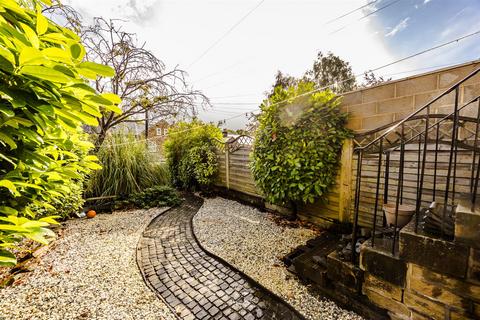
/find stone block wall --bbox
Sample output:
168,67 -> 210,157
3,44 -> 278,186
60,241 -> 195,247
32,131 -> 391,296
340,60 -> 480,133
353,202 -> 480,320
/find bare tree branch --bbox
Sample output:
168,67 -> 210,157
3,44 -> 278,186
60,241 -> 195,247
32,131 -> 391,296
81,17 -> 209,146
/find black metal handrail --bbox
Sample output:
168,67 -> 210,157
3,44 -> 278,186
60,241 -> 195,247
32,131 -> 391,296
355,114 -> 480,142
350,67 -> 480,264
356,68 -> 480,152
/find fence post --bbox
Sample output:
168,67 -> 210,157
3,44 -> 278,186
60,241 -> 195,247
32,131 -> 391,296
339,139 -> 353,223
225,142 -> 230,189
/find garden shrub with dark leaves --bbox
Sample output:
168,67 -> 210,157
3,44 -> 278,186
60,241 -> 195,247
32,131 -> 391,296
117,186 -> 182,209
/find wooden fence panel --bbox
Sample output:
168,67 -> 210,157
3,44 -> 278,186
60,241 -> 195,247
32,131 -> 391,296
214,141 -> 350,225
352,146 -> 478,228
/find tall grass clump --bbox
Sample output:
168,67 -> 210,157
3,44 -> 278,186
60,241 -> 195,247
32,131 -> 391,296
86,132 -> 170,197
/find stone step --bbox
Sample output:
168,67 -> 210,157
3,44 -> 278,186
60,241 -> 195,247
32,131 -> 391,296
455,199 -> 480,250
399,218 -> 469,278
284,231 -> 341,286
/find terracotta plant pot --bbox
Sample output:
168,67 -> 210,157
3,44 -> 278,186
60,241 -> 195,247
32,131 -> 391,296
383,203 -> 415,229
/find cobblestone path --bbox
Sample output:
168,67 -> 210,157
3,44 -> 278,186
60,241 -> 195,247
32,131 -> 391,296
137,195 -> 304,320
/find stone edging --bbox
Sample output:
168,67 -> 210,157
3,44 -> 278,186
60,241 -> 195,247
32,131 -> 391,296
189,198 -> 307,320
135,206 -> 181,320
136,195 -> 307,319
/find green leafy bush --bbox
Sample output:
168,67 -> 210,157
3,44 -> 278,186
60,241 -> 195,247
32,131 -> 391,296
86,132 -> 169,197
0,0 -> 120,266
28,181 -> 84,220
252,81 -> 351,207
164,120 -> 222,190
118,185 -> 181,209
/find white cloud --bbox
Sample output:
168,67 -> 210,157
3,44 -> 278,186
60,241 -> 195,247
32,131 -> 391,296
385,17 -> 410,37
424,0 -> 432,4
65,0 -> 400,129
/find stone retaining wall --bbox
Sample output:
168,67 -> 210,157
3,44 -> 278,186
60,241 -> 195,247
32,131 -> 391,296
336,201 -> 480,320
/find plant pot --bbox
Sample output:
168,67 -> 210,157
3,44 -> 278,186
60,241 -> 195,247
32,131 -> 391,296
383,203 -> 415,229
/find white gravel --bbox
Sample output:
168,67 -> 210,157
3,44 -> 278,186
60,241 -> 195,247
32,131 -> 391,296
0,209 -> 175,320
193,197 -> 363,320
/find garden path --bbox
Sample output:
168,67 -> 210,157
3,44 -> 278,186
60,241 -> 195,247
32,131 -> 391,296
137,195 -> 304,320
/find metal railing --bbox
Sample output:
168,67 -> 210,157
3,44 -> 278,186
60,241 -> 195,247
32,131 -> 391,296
350,67 -> 480,263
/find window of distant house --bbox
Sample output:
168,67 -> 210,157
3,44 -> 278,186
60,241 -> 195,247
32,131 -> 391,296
156,128 -> 162,136
163,128 -> 168,136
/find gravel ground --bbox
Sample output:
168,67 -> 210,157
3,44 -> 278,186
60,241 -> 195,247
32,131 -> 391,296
0,208 -> 176,320
193,197 -> 363,320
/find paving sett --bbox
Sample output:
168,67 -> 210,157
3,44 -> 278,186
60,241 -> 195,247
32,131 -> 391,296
137,195 -> 304,320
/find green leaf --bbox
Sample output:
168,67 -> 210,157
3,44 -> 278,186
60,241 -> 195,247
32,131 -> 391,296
0,179 -> 18,195
0,206 -> 18,215
0,249 -> 16,267
39,216 -> 60,225
78,61 -> 115,77
20,65 -> 71,83
101,93 -> 122,104
0,131 -> 17,149
69,43 -> 84,61
103,104 -> 122,114
0,46 -> 15,65
19,47 -> 46,66
42,47 -> 71,62
84,161 -> 102,170
20,23 -> 39,48
36,10 -> 48,35
0,224 -> 28,232
0,105 -> 14,117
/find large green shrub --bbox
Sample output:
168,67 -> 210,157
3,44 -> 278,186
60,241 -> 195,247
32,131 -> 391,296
0,0 -> 120,266
86,132 -> 169,197
252,81 -> 351,207
164,120 -> 222,190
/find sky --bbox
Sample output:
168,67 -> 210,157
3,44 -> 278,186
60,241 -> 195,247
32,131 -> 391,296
65,0 -> 480,129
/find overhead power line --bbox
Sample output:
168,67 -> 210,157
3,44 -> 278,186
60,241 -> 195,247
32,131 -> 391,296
188,0 -> 266,68
221,30 -> 480,122
330,0 -> 403,35
105,31 -> 480,147
324,0 -> 378,25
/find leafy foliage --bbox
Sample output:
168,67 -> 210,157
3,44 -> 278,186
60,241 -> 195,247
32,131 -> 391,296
118,185 -> 181,209
28,180 -> 84,220
252,81 -> 351,206
362,71 -> 392,88
0,0 -> 120,266
268,51 -> 356,97
164,120 -> 222,190
307,51 -> 357,93
86,132 -> 169,198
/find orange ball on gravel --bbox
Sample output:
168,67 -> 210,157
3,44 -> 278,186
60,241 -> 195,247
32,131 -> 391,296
86,210 -> 96,219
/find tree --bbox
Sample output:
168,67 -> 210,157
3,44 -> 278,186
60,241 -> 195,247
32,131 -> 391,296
266,51 -> 358,98
41,0 -> 82,32
252,81 -> 351,218
81,18 -> 208,147
267,71 -> 298,95
305,51 -> 357,93
0,0 -> 118,265
362,71 -> 392,87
